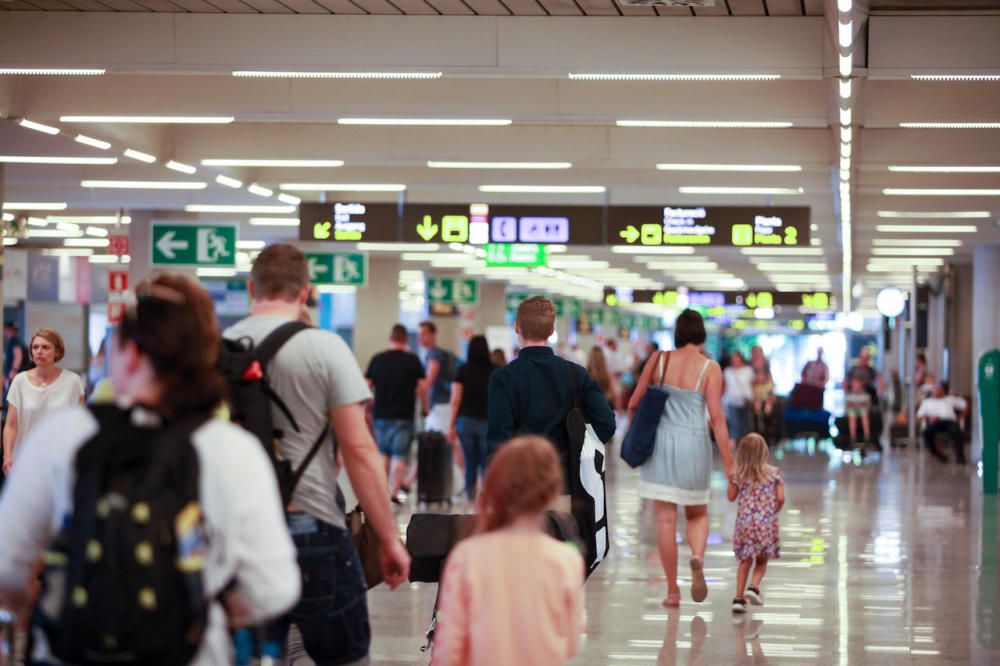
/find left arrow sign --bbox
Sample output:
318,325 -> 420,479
156,230 -> 189,259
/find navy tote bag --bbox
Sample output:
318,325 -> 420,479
621,351 -> 670,468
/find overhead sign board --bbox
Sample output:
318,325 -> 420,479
427,277 -> 479,305
607,206 -> 810,247
304,252 -> 368,287
299,202 -> 399,243
402,204 -> 605,245
485,243 -> 547,268
151,223 -> 237,267
605,288 -> 831,310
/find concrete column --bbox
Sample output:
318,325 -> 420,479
948,265 -> 975,396
971,246 -> 1000,463
354,255 -> 401,371
128,210 -> 153,285
475,282 -> 508,332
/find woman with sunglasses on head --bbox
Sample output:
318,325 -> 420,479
2,328 -> 85,475
0,272 -> 300,665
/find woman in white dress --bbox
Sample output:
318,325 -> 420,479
628,310 -> 733,607
2,328 -> 85,473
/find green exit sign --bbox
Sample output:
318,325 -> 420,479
485,243 -> 547,267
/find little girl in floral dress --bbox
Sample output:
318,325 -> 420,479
727,433 -> 785,613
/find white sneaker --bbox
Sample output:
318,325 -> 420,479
732,598 -> 748,613
745,586 -> 763,606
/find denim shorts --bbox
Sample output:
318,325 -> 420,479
286,512 -> 371,665
373,419 -> 415,460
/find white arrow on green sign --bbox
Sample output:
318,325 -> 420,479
304,252 -> 368,286
151,223 -> 238,267
427,277 -> 478,305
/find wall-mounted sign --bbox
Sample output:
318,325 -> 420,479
299,202 -> 399,243
504,292 -> 581,318
485,244 -> 547,268
151,223 -> 237,267
108,235 -> 129,257
428,277 -> 479,305
403,205 -> 605,245
607,206 -> 810,247
605,288 -> 831,310
304,252 -> 368,287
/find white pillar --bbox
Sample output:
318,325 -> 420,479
354,255 -> 401,371
971,246 -> 1000,462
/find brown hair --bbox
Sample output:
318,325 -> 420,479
118,272 -> 226,418
516,296 -> 555,342
390,324 -> 408,344
587,346 -> 613,398
674,308 -> 707,348
477,436 -> 563,533
734,433 -> 775,487
250,243 -> 309,302
31,328 -> 66,363
419,320 -> 437,335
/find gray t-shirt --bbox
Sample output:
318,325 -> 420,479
225,315 -> 371,529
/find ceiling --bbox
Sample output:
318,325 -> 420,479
1,2 -> 999,315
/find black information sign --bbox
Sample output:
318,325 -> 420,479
605,288 -> 831,310
298,203 -> 399,243
401,204 -> 605,245
606,206 -> 811,248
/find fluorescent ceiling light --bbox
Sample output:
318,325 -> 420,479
740,247 -> 824,256
247,183 -> 274,197
358,243 -> 440,252
548,260 -> 610,269
839,55 -> 852,78
867,257 -> 945,266
279,183 -> 407,192
840,157 -> 851,170
81,180 -> 207,190
27,228 -> 83,238
248,217 -> 300,226
866,264 -> 941,272
3,201 -> 67,211
643,262 -> 720,271
0,68 -> 105,75
876,224 -> 978,233
64,238 -> 110,247
44,248 -> 94,256
888,165 -> 1000,173
762,274 -> 832,282
754,263 -> 829,272
89,255 -> 124,264
0,155 -> 117,165
877,210 -> 989,218
61,115 -> 235,124
884,188 -> 1000,196
215,174 -> 243,188
900,122 -> 1000,129
123,148 -> 156,163
236,240 -> 267,250
186,205 -> 296,214
19,119 -> 59,135
838,21 -> 853,48
840,169 -> 851,181
840,79 -> 852,99
166,160 -> 197,174
568,73 -> 780,81
678,186 -> 803,195
85,226 -> 109,237
872,239 -> 962,247
48,215 -> 129,225
838,0 -> 852,11
656,163 -> 801,172
428,161 -> 572,169
201,159 -> 345,168
277,193 -> 301,205
338,118 -> 512,126
478,185 -> 605,194
232,71 -> 441,79
610,246 -> 695,255
840,126 -> 852,142
75,134 -> 111,150
911,74 -> 1000,81
617,120 -> 793,129
197,268 -> 240,277
870,248 -> 955,256
841,143 -> 852,158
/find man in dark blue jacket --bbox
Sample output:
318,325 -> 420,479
487,296 -> 616,487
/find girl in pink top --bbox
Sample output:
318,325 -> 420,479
431,436 -> 586,666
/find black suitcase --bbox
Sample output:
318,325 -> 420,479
406,513 -> 478,583
417,431 -> 453,504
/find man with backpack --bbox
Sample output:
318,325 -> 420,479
224,244 -> 410,665
418,321 -> 458,433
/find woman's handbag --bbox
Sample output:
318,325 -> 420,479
620,351 -> 671,468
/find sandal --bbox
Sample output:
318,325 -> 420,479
690,556 -> 708,603
663,591 -> 681,608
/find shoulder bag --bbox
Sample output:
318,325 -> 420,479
620,351 -> 671,468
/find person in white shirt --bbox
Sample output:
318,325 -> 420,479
723,352 -> 754,448
0,272 -> 300,665
2,327 -> 85,474
916,381 -> 968,464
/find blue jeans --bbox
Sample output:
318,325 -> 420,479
456,416 -> 489,500
373,418 -> 415,460
285,512 -> 370,665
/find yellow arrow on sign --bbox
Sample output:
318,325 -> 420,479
416,215 -> 439,241
620,225 -> 640,244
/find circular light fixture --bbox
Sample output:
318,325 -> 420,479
876,287 -> 907,318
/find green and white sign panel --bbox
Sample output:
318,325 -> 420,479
151,223 -> 238,267
428,277 -> 479,305
506,292 -> 581,319
305,252 -> 368,287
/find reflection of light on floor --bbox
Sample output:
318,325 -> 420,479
641,613 -> 715,622
744,613 -> 823,626
608,654 -> 667,660
865,645 -> 910,653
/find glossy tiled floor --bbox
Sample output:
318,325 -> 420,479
367,439 -> 1000,665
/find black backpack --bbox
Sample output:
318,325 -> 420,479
218,321 -> 329,507
35,405 -> 212,666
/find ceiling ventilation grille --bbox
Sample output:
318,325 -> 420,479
618,0 -> 715,6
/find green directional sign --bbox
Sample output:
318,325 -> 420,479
304,252 -> 368,287
427,277 -> 479,305
485,243 -> 547,268
151,223 -> 237,267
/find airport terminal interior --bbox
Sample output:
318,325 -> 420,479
2,0 -> 1000,664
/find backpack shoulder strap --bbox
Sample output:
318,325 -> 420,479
255,321 -> 311,368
